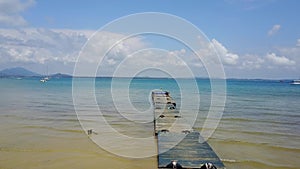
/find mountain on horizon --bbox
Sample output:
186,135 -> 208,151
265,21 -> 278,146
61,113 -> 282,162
0,67 -> 73,78
0,67 -> 41,77
50,73 -> 72,78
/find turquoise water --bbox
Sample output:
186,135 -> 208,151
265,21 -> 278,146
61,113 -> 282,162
0,77 -> 299,169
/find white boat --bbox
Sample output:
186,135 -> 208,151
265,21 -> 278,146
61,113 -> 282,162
291,80 -> 300,85
40,78 -> 47,83
40,65 -> 49,83
44,77 -> 49,81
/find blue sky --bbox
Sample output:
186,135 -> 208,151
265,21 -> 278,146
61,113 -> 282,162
24,1 -> 299,48
0,0 -> 299,79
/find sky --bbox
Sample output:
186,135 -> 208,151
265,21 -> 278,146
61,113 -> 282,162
0,0 -> 299,79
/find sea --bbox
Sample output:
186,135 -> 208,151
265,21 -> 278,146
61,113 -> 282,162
0,77 -> 299,169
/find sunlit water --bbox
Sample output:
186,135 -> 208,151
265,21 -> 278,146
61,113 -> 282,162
0,78 -> 299,169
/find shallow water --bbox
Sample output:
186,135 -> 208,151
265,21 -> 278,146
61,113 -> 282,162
0,78 -> 299,168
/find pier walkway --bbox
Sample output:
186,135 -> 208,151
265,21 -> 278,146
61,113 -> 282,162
152,90 -> 225,169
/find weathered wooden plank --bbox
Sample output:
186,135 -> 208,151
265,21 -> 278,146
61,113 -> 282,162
155,117 -> 192,134
157,132 -> 225,168
152,90 -> 225,169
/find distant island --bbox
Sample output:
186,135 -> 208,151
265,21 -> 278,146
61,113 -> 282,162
0,67 -> 72,78
0,67 -> 296,82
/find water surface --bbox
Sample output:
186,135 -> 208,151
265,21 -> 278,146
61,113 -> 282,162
0,78 -> 299,169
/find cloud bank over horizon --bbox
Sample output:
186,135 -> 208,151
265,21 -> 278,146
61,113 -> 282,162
0,0 -> 299,79
0,28 -> 298,79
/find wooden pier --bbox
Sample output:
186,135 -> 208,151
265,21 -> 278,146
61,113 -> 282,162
152,90 -> 225,169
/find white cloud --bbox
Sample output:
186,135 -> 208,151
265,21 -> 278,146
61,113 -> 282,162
268,24 -> 281,36
0,28 -> 90,64
1,28 -> 192,77
77,32 -> 204,77
266,53 -> 295,66
111,49 -> 194,78
0,0 -> 35,27
240,54 -> 264,69
274,40 -> 300,68
80,31 -> 147,66
297,39 -> 300,47
107,58 -> 116,65
211,39 -> 239,65
0,28 -> 153,76
1,27 -> 297,78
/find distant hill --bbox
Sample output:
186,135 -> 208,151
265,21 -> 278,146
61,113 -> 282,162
49,73 -> 72,78
0,67 -> 41,77
0,67 -> 73,78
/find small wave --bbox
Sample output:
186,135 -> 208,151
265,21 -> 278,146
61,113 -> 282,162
215,139 -> 300,152
58,129 -> 84,133
26,117 -> 79,123
222,117 -> 254,122
212,127 -> 300,138
0,147 -> 53,153
221,158 -> 237,163
0,114 -> 26,120
222,117 -> 299,126
23,125 -> 84,134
